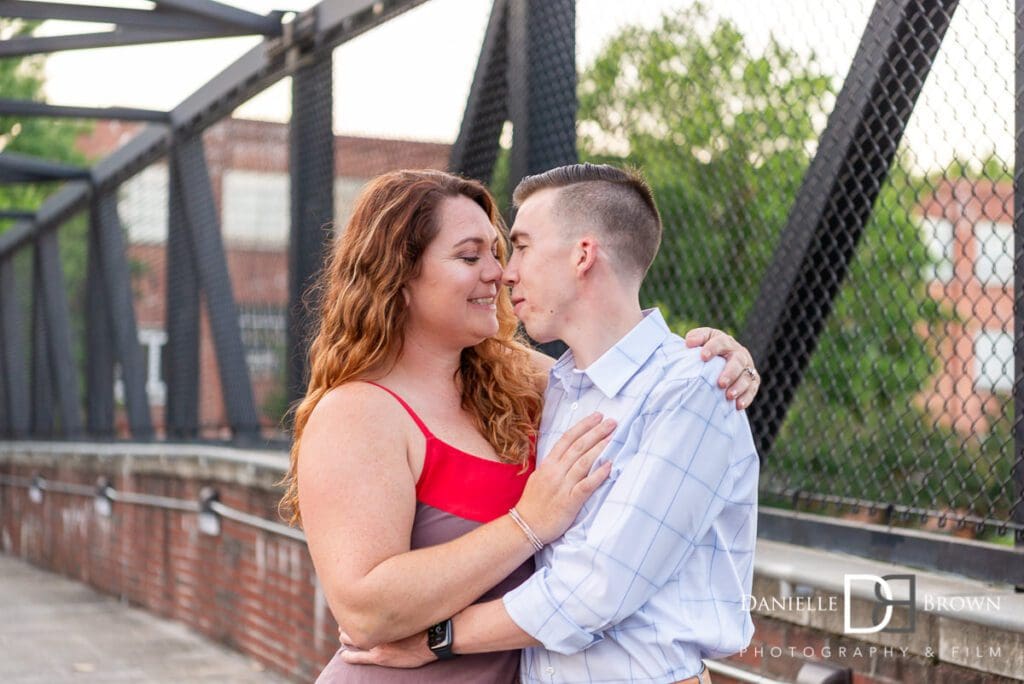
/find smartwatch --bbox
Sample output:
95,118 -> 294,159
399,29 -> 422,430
427,618 -> 456,660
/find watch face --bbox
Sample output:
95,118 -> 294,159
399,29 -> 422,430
428,621 -> 451,649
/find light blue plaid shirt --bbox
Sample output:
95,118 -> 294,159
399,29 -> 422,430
504,309 -> 758,683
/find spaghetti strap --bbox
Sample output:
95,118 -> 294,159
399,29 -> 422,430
360,381 -> 434,438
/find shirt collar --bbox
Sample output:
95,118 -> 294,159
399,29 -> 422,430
549,308 -> 671,399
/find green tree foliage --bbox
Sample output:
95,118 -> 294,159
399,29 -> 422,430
577,5 -> 1012,524
0,20 -> 89,223
578,5 -> 831,331
1,19 -> 93,395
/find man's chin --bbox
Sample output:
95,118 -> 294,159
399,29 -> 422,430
521,323 -> 556,344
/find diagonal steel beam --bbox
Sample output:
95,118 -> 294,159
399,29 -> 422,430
0,0 -> 426,260
84,213 -> 115,437
0,98 -> 169,123
0,152 -> 91,184
0,210 -> 35,220
288,57 -> 335,406
0,26 -> 251,59
93,193 -> 154,439
0,256 -> 29,437
449,0 -> 509,183
165,159 -> 200,439
30,262 -> 54,436
506,0 -> 577,191
172,136 -> 260,440
740,0 -> 960,456
153,0 -> 281,36
33,230 -> 82,437
0,1 -> 238,31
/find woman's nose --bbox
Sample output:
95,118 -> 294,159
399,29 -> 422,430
482,255 -> 502,282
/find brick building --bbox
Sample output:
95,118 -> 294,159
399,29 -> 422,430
917,177 -> 1013,434
77,119 -> 450,436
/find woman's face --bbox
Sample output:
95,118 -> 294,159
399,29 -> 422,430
403,194 -> 504,349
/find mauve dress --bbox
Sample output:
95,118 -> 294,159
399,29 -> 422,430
315,383 -> 535,684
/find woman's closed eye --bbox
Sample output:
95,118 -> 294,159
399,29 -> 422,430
460,250 -> 499,264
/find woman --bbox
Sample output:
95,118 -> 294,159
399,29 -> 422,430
280,170 -> 756,682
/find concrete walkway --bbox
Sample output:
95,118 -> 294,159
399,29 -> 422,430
0,554 -> 288,683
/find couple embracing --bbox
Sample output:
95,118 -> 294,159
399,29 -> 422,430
281,163 -> 759,684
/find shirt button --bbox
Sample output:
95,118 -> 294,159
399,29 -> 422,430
545,666 -> 555,675
570,402 -> 578,410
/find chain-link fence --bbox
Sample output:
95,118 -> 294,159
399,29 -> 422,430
1,0 -> 1021,553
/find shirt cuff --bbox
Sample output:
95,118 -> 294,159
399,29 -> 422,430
502,569 -> 602,655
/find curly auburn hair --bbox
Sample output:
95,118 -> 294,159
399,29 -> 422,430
279,169 -> 543,526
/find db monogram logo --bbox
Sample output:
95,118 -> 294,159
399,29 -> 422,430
843,574 -> 916,634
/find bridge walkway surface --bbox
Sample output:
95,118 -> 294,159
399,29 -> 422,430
0,553 -> 289,683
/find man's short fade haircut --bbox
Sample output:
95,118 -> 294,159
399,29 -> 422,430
512,163 -> 663,280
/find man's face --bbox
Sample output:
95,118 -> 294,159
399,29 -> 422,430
503,188 -> 577,343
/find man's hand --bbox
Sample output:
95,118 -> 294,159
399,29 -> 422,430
684,327 -> 759,410
338,627 -> 434,669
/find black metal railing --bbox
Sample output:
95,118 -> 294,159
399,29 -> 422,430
0,471 -> 303,542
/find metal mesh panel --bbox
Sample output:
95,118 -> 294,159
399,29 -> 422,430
577,0 -> 1018,539
767,1 -> 1016,538
1,0 -> 1020,545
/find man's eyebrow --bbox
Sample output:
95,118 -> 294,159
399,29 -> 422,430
509,230 -> 530,242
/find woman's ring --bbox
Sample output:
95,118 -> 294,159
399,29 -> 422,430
742,366 -> 758,381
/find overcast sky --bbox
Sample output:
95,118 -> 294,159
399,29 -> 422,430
37,0 -> 1013,173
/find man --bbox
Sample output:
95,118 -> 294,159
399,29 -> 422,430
344,164 -> 759,682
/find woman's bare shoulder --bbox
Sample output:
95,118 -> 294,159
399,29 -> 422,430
302,381 -> 409,455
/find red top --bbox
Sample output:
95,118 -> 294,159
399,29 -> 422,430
363,382 -> 534,523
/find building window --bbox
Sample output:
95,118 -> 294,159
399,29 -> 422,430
973,329 -> 1013,393
119,165 -> 168,244
335,177 -> 368,227
239,305 -> 286,377
222,170 -> 289,249
919,216 -> 954,282
114,328 -> 168,405
973,221 -> 1013,286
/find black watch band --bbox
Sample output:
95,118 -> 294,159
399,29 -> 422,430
427,618 -> 456,660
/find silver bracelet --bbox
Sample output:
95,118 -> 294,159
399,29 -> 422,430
508,507 -> 544,551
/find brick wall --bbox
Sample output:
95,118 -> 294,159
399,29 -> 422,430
3,446 -> 1020,683
0,447 -> 335,682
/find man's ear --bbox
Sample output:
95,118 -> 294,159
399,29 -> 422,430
575,237 -> 598,276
